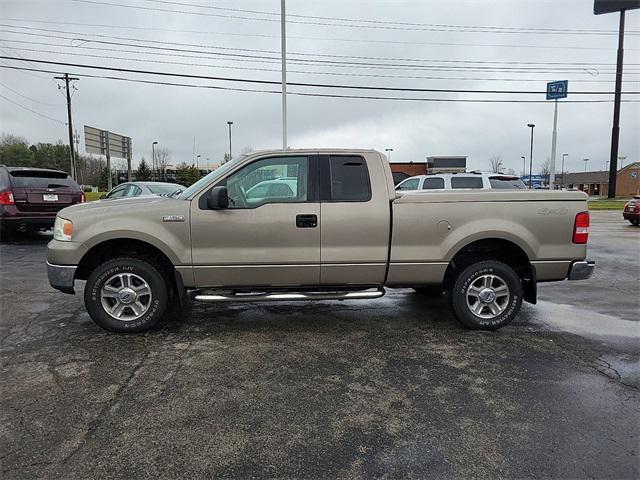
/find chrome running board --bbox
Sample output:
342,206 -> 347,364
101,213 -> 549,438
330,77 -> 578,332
193,287 -> 385,303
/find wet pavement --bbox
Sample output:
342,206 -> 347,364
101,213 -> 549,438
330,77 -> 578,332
0,211 -> 638,478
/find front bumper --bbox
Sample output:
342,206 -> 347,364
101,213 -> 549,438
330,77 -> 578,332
47,262 -> 76,294
567,259 -> 595,281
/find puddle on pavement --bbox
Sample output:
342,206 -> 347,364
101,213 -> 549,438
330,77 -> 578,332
530,300 -> 640,342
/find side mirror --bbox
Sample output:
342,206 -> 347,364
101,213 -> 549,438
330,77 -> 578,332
207,186 -> 229,209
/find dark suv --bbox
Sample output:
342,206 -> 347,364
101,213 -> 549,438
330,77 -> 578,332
0,166 -> 85,234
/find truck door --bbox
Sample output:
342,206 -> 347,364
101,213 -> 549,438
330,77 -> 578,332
190,154 -> 320,287
319,154 -> 391,285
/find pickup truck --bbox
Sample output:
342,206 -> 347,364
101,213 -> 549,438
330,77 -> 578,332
47,149 -> 594,333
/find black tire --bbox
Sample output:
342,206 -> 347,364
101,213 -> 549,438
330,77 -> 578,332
631,219 -> 639,226
451,260 -> 523,331
84,257 -> 168,333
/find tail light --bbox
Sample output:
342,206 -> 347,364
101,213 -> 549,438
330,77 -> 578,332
0,190 -> 15,205
80,192 -> 86,203
573,211 -> 590,244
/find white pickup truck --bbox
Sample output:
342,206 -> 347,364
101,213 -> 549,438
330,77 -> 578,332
47,149 -> 594,333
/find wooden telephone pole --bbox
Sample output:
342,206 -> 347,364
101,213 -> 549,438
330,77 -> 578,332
54,73 -> 79,180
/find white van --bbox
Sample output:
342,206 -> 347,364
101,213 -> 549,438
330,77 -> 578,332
395,173 -> 527,191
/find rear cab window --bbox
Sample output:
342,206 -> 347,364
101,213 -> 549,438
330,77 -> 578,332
450,177 -> 484,189
323,155 -> 371,202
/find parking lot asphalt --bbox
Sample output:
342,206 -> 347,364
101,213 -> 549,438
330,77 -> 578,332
1,211 -> 638,479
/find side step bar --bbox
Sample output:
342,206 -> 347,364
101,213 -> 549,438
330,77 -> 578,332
193,287 -> 385,303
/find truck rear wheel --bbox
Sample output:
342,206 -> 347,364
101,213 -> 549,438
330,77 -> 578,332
451,260 -> 522,330
84,257 -> 168,333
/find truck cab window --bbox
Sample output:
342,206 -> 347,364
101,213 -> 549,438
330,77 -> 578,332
329,156 -> 371,202
225,156 -> 308,209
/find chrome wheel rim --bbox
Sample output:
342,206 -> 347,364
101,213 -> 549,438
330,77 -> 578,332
466,274 -> 510,319
100,273 -> 152,321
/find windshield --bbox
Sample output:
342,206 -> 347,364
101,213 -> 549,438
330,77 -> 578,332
176,157 -> 244,200
147,183 -> 183,195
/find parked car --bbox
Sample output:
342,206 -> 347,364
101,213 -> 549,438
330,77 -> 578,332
47,149 -> 594,333
623,195 -> 640,226
395,173 -> 527,191
102,181 -> 186,200
0,166 -> 84,235
245,178 -> 298,203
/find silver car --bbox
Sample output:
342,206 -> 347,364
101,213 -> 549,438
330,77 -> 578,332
102,182 -> 186,200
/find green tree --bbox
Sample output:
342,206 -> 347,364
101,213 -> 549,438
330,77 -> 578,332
175,162 -> 201,186
137,157 -> 151,181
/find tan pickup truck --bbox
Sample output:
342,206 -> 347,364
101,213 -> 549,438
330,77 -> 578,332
47,149 -> 594,333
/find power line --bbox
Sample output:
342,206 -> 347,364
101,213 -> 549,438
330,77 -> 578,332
2,63 -> 638,104
0,92 -> 65,124
138,0 -> 639,35
2,55 -> 637,95
71,0 -> 640,36
9,44 -> 637,85
0,80 -> 64,106
2,24 -> 636,67
1,17 -> 633,51
2,33 -> 633,74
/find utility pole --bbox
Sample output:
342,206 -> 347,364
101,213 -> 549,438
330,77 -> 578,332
54,73 -> 79,180
608,10 -> 626,198
281,0 -> 288,149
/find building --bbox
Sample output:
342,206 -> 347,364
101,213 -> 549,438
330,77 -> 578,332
562,162 -> 639,197
389,156 -> 467,185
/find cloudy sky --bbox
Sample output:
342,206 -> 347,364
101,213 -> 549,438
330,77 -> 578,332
1,0 -> 638,175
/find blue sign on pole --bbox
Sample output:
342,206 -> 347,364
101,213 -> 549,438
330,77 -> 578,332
547,80 -> 568,100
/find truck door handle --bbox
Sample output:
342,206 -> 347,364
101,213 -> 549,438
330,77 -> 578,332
296,214 -> 317,228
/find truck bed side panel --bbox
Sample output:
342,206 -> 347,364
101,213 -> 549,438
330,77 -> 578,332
387,190 -> 588,286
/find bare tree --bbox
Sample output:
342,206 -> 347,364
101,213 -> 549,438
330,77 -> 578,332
155,148 -> 172,180
489,156 -> 503,173
539,157 -> 551,184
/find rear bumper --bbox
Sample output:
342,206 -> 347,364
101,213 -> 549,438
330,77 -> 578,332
47,262 -> 76,294
623,211 -> 639,220
568,259 -> 595,281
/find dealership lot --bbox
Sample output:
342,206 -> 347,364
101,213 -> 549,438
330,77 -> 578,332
0,211 -> 638,478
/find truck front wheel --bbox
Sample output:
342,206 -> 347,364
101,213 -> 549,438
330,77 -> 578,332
451,260 -> 522,330
84,257 -> 168,333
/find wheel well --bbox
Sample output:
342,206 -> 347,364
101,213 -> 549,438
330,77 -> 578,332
76,238 -> 177,293
443,238 -> 536,303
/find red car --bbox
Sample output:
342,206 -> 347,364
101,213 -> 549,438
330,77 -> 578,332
623,195 -> 640,226
0,166 -> 85,235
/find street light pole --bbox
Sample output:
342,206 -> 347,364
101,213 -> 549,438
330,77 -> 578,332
521,156 -> 526,177
527,123 -> 535,189
196,154 -> 201,169
280,0 -> 288,149
385,148 -> 393,161
152,141 -> 158,181
227,121 -> 233,161
561,153 -> 568,189
583,158 -> 589,172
